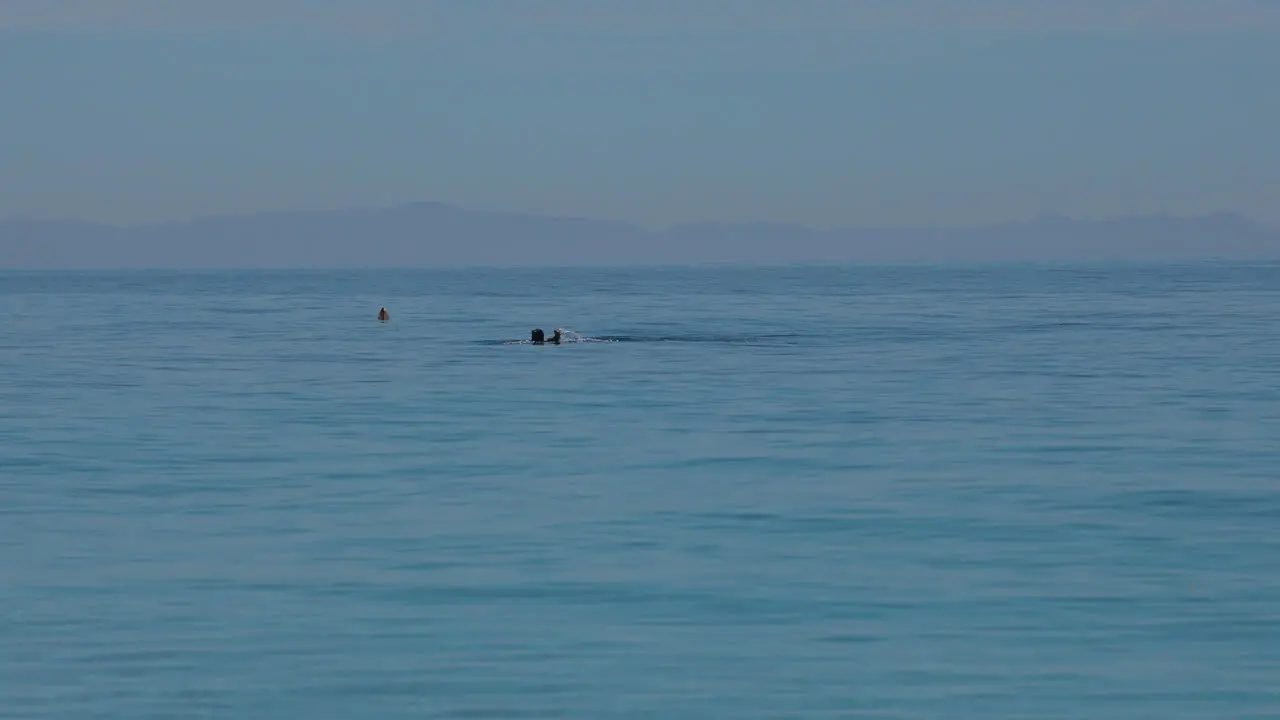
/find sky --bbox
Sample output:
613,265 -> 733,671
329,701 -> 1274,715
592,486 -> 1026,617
2,0 -> 1279,229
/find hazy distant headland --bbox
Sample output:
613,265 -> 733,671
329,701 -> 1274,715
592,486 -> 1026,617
2,202 -> 1278,269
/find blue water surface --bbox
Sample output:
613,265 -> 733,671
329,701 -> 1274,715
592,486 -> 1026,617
2,264 -> 1278,718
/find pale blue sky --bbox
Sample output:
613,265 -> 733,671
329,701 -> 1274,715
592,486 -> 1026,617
3,1 -> 1278,227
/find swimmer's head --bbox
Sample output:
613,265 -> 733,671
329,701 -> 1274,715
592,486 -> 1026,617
378,307 -> 390,321
531,328 -> 545,343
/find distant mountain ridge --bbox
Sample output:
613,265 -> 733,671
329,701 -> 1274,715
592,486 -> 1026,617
2,202 -> 1277,268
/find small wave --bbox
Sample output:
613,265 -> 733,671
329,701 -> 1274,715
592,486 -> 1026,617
488,329 -> 805,345
206,306 -> 289,315
602,332 -> 806,344
492,328 -> 620,346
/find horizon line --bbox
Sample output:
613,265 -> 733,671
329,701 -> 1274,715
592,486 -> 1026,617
2,201 -> 1275,233
3,258 -> 1274,274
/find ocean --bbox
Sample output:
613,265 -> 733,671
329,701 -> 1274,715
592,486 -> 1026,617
2,264 -> 1278,718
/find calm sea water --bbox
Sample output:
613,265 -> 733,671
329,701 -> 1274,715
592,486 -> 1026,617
2,264 -> 1278,719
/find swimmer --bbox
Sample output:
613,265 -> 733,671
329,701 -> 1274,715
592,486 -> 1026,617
378,307 -> 390,321
530,328 -> 562,345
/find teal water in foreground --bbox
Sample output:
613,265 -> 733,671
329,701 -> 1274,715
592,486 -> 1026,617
2,264 -> 1278,718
